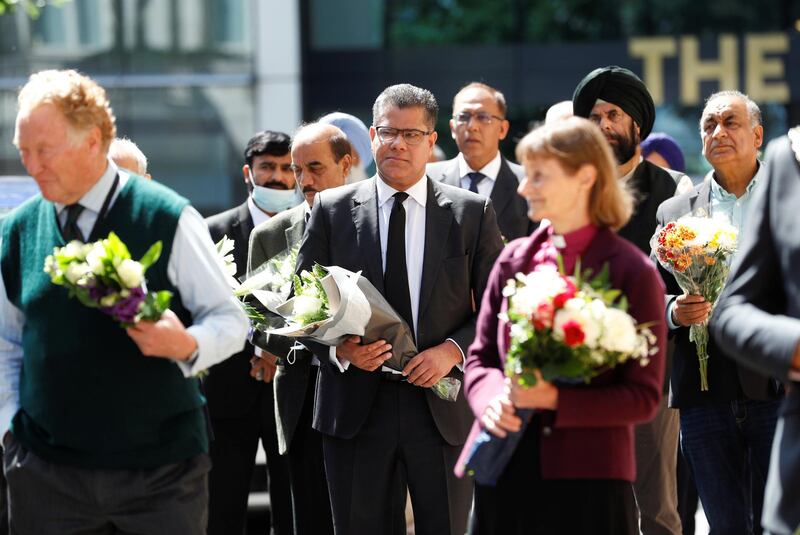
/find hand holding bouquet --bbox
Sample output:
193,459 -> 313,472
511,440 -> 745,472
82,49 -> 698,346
268,264 -> 461,401
461,262 -> 657,485
651,216 -> 738,390
44,232 -> 172,327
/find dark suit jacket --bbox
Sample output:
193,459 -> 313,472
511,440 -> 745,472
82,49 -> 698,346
712,135 -> 800,535
656,171 -> 780,408
619,159 -> 679,255
427,156 -> 535,241
247,202 -> 309,455
296,176 -> 504,446
458,227 -> 666,481
205,202 -> 259,419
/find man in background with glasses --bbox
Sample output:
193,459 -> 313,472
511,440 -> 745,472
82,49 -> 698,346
295,83 -> 504,535
427,82 -> 534,241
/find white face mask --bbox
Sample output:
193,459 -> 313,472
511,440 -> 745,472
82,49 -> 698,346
248,170 -> 303,214
347,164 -> 369,184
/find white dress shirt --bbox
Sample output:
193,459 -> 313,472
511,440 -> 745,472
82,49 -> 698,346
0,159 -> 248,437
457,151 -> 501,198
247,195 -> 271,228
330,175 -> 464,373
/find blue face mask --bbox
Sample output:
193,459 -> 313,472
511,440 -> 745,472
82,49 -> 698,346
251,184 -> 303,214
248,169 -> 302,214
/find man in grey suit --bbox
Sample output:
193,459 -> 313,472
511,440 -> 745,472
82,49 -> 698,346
712,127 -> 800,535
426,82 -> 533,241
248,123 -> 353,535
205,130 -> 299,535
658,91 -> 782,534
297,84 -> 504,535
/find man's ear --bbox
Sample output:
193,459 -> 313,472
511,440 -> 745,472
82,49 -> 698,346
242,165 -> 252,186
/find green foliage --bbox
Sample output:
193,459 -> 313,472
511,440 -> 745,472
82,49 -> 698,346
139,290 -> 173,322
138,241 -> 163,270
0,0 -> 71,18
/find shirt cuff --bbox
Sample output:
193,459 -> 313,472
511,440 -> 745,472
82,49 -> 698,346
254,347 -> 264,358
446,338 -> 465,372
175,347 -> 200,376
329,345 -> 349,372
666,298 -> 681,330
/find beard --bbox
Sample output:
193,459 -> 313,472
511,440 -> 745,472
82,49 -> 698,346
607,122 -> 640,165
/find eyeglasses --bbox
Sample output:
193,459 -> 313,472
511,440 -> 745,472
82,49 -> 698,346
374,126 -> 433,146
453,111 -> 505,125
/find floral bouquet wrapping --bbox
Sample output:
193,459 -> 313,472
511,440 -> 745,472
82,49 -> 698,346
460,263 -> 657,485
214,236 -> 298,333
267,264 -> 461,402
651,216 -> 738,391
43,232 -> 172,327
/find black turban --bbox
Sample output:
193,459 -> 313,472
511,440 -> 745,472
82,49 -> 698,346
572,66 -> 655,140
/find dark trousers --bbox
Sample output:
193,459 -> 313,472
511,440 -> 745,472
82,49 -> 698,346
676,444 -> 699,535
286,367 -> 333,535
3,434 -> 209,535
471,417 -> 638,535
322,380 -> 471,535
680,399 -> 781,535
208,385 -> 292,535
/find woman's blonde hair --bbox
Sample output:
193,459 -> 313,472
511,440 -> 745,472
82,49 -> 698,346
15,69 -> 116,151
515,116 -> 633,230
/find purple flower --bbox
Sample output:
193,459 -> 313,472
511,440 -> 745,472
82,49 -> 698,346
100,286 -> 146,325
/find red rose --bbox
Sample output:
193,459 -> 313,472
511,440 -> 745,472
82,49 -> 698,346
552,278 -> 577,309
562,320 -> 585,347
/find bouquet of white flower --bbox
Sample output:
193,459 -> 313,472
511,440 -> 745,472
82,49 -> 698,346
43,232 -> 172,327
268,264 -> 461,402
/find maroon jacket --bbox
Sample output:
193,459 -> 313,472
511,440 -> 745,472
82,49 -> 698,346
458,225 -> 667,481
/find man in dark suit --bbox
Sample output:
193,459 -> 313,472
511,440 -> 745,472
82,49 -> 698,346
657,91 -> 782,534
296,84 -> 504,535
248,123 -> 353,535
426,82 -> 533,242
205,130 -> 300,535
712,127 -> 800,535
573,66 -> 686,535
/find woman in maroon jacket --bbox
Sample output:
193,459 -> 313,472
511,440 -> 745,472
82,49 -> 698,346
460,117 -> 667,535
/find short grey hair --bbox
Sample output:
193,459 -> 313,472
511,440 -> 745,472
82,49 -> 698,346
372,84 -> 438,130
109,137 -> 148,174
701,90 -> 762,129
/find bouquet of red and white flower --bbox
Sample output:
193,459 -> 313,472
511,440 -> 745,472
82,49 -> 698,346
461,263 -> 657,485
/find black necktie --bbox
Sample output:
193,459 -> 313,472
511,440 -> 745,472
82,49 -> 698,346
384,192 -> 414,337
467,172 -> 485,194
62,204 -> 85,242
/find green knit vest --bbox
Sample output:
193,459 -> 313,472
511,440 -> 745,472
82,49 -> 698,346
0,176 -> 208,469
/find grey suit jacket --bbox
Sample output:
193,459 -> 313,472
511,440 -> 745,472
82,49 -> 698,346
427,155 -> 534,241
248,202 -> 308,454
296,176 -> 504,446
711,135 -> 800,535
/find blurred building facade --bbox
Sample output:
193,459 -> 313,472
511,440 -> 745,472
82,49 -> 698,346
1,0 -> 798,213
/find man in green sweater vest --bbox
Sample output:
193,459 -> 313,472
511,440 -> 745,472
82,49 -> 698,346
0,70 -> 248,534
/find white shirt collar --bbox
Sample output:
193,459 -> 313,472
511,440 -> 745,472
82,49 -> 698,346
457,151 -> 502,182
247,196 -> 271,227
376,173 -> 428,209
55,157 -> 119,214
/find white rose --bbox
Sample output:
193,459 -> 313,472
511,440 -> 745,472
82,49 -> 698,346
599,308 -> 639,353
65,262 -> 91,284
293,295 -> 323,319
117,259 -> 144,288
86,243 -> 107,275
63,241 -> 86,259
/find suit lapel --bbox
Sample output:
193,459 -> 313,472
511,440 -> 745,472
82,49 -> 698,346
688,178 -> 713,216
284,204 -> 307,250
233,202 -> 253,274
351,178 -> 385,293
418,179 -> 454,318
489,158 -> 517,216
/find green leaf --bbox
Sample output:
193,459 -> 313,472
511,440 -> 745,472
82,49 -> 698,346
139,290 -> 173,322
105,232 -> 131,260
138,241 -> 163,270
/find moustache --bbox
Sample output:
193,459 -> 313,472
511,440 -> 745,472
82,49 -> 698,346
302,186 -> 317,194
